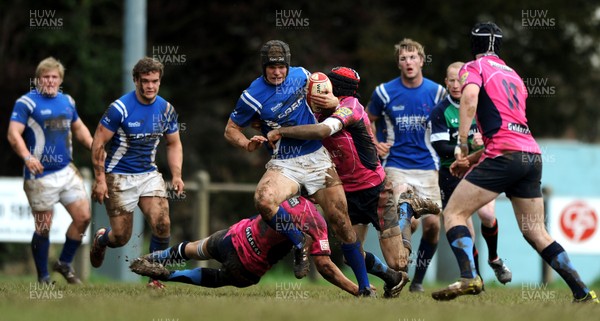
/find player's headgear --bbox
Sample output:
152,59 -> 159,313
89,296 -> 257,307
260,40 -> 291,75
327,67 -> 360,98
470,22 -> 503,57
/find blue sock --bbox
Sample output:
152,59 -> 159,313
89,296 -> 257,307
412,239 -> 438,284
446,225 -> 477,279
398,202 -> 413,232
266,205 -> 305,249
31,232 -> 50,280
540,241 -> 589,299
58,235 -> 81,264
341,241 -> 370,291
168,268 -> 202,285
98,227 -> 112,247
364,251 -> 388,274
365,251 -> 398,285
150,235 -> 171,253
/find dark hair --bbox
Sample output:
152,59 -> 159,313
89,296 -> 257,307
132,57 -> 164,80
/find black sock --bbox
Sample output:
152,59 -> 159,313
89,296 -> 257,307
540,241 -> 589,299
481,219 -> 499,261
473,245 -> 481,277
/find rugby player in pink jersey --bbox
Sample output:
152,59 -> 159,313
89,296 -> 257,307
267,67 -> 440,298
129,196 -> 359,296
432,22 -> 598,303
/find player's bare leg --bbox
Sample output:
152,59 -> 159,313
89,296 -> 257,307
512,196 -> 597,302
432,180 -> 495,300
312,171 -> 372,296
139,196 -> 171,289
53,199 -> 91,284
90,209 -> 133,268
253,169 -> 308,277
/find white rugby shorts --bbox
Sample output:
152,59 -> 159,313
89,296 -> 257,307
385,167 -> 442,216
105,171 -> 166,215
24,163 -> 88,212
266,146 -> 337,196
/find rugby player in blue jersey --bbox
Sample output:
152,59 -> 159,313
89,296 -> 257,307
8,57 -> 94,284
224,40 -> 373,296
90,57 -> 184,289
367,39 -> 446,292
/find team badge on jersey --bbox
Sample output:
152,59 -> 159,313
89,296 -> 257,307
460,72 -> 469,85
333,107 -> 353,119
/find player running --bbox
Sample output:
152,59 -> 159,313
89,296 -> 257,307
130,196 -> 368,296
224,40 -> 372,296
90,57 -> 184,289
7,57 -> 93,284
431,22 -> 598,303
429,61 -> 511,285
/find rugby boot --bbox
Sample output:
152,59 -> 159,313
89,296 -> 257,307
52,260 -> 82,284
488,258 -> 512,284
431,275 -> 483,301
573,290 -> 599,304
90,228 -> 107,268
383,271 -> 410,298
293,233 -> 313,279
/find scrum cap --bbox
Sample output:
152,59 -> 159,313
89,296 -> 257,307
470,22 -> 503,56
327,67 -> 360,98
260,40 -> 291,74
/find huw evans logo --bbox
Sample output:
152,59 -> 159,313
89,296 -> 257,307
30,10 -> 63,29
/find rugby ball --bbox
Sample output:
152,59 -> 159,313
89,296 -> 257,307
306,72 -> 333,112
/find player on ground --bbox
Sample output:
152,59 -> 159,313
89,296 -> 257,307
431,22 -> 598,303
224,40 -> 372,296
90,57 -> 184,289
7,57 -> 93,284
367,39 -> 446,293
130,196 -> 363,296
429,61 -> 511,285
267,67 -> 441,298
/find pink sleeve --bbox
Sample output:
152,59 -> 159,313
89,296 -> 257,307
330,97 -> 362,128
460,61 -> 483,90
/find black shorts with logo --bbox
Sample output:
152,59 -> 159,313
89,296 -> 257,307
346,179 -> 397,231
206,229 -> 260,287
465,152 -> 542,198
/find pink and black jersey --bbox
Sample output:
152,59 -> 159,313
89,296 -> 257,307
460,55 -> 540,159
315,97 -> 385,192
228,197 -> 330,277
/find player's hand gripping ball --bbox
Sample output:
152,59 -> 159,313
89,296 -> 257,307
306,72 -> 333,113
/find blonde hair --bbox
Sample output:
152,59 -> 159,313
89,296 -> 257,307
35,57 -> 65,79
446,61 -> 465,76
394,38 -> 425,61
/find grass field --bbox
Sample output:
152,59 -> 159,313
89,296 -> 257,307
1,271 -> 598,321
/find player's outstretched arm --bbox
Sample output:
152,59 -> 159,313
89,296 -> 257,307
269,116 -> 342,143
224,117 -> 266,152
71,118 -> 93,151
91,124 -> 113,204
165,131 -> 184,194
313,255 -> 359,296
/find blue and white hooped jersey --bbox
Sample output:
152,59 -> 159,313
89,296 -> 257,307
368,77 -> 446,170
10,90 -> 78,179
100,91 -> 178,174
230,66 -> 322,159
